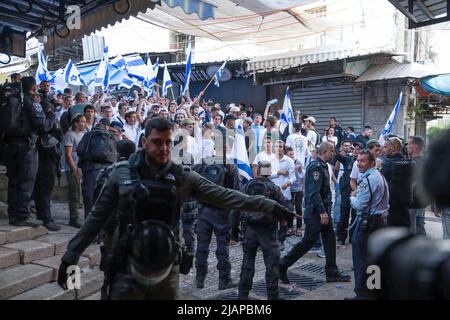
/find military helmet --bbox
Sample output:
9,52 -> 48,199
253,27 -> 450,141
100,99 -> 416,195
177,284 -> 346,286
128,219 -> 179,286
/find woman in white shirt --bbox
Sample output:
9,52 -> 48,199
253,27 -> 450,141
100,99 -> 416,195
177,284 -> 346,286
322,127 -> 338,146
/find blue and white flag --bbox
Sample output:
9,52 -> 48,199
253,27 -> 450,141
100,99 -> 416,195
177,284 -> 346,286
64,59 -> 86,86
48,68 -> 66,93
214,59 -> 228,87
230,125 -> 253,181
181,43 -> 192,96
379,91 -> 403,145
162,64 -> 172,96
144,56 -> 159,93
125,55 -> 147,81
35,45 -> 49,84
120,75 -> 138,89
95,46 -> 110,92
280,87 -> 295,136
110,54 -> 127,71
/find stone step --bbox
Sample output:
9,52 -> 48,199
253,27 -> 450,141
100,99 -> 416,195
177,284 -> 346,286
2,240 -> 55,264
81,245 -> 101,266
10,268 -> 104,300
0,264 -> 53,299
0,247 -> 20,269
9,282 -> 75,300
0,224 -> 48,244
31,254 -> 90,281
35,233 -> 73,255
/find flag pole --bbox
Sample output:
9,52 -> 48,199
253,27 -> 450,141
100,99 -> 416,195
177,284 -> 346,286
200,56 -> 231,94
170,86 -> 175,102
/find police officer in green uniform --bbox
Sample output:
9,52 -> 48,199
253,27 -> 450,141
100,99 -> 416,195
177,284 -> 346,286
279,142 -> 350,284
58,118 -> 293,300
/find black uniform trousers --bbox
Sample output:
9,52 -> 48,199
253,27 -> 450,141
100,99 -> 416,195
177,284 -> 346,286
195,206 -> 231,281
33,153 -> 57,224
239,223 -> 280,300
336,189 -> 356,242
5,140 -> 39,222
81,164 -> 105,218
280,210 -> 339,277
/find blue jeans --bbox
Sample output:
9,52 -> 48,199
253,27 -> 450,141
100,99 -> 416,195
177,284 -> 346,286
351,216 -> 369,299
333,183 -> 342,228
443,208 -> 450,239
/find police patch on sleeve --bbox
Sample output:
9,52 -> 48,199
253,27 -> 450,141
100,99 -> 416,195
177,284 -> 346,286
313,171 -> 320,181
33,102 -> 43,113
358,182 -> 368,192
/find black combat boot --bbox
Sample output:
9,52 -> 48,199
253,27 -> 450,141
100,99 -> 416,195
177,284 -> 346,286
278,264 -> 289,284
44,220 -> 61,231
218,277 -> 237,290
196,277 -> 205,289
13,217 -> 40,228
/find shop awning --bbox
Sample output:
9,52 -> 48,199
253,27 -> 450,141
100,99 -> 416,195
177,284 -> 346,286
355,61 -> 443,82
387,0 -> 449,28
421,73 -> 450,96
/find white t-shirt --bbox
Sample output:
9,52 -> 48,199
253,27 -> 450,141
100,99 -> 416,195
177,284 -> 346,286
285,133 -> 309,167
202,138 -> 216,158
322,135 -> 338,146
306,130 -> 318,148
253,151 -> 272,165
350,160 -> 360,180
269,154 -> 295,200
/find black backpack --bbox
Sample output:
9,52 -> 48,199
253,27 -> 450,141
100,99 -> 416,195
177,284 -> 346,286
77,127 -> 117,166
200,163 -> 227,186
0,82 -> 27,137
242,178 -> 278,224
390,159 -> 414,207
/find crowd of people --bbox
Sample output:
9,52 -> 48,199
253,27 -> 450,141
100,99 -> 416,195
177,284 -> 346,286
0,72 -> 448,300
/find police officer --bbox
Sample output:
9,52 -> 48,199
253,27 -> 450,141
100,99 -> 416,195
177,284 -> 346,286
348,150 -> 389,300
335,140 -> 355,245
279,142 -> 350,284
192,155 -> 241,290
4,77 -> 55,227
78,118 -> 117,218
239,161 -> 294,300
33,80 -> 63,231
58,118 -> 293,300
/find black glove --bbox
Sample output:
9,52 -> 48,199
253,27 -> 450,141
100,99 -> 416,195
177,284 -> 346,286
273,203 -> 295,221
57,261 -> 71,289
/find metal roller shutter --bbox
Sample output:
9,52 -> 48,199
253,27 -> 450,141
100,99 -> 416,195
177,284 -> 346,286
291,78 -> 363,133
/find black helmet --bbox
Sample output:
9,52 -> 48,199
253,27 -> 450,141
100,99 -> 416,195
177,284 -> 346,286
128,220 -> 179,286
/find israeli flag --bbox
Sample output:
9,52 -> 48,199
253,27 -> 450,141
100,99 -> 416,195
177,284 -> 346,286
35,45 -> 49,83
144,56 -> 159,92
379,92 -> 403,145
64,59 -> 86,86
110,54 -> 127,71
280,87 -> 295,136
95,46 -> 110,92
181,43 -> 192,96
125,55 -> 147,81
230,125 -> 253,181
48,68 -> 66,93
214,60 -> 227,87
120,75 -> 137,89
162,64 -> 172,96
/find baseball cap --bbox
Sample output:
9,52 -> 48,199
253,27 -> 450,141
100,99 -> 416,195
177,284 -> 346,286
181,118 -> 195,126
244,117 -> 253,123
304,116 -> 316,124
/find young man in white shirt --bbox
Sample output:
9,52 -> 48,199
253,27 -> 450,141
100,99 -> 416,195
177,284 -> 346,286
123,111 -> 140,146
304,116 -> 318,150
286,123 -> 309,167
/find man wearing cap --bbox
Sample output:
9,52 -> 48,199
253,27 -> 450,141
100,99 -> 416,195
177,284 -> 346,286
178,118 -> 201,165
304,116 -> 318,151
109,121 -> 125,141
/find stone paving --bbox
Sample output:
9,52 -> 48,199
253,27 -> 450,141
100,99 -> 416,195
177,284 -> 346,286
2,201 -> 446,300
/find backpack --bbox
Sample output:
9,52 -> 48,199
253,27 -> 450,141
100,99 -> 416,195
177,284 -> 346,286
242,178 -> 278,224
200,163 -> 227,186
312,129 -> 321,148
390,159 -> 414,207
0,82 -> 27,136
77,127 -> 117,166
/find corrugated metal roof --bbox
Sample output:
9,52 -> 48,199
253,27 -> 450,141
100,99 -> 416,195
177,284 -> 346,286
388,0 -> 449,28
246,47 -> 399,73
355,62 -> 442,82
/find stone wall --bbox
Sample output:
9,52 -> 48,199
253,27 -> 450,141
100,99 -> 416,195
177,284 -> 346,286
362,79 -> 411,138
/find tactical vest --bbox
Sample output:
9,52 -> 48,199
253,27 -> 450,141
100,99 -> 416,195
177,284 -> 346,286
241,177 -> 278,225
